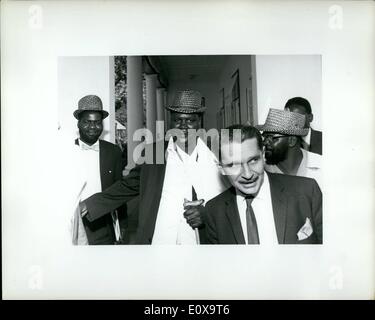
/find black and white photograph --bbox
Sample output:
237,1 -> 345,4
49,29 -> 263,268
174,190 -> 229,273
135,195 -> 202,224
2,0 -> 374,301
58,54 -> 323,246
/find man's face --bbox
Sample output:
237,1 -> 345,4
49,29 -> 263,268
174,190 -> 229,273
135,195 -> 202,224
286,104 -> 312,128
78,111 -> 103,145
170,112 -> 201,144
262,132 -> 289,165
220,138 -> 265,197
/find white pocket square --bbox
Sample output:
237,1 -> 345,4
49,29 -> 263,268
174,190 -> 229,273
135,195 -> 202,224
297,218 -> 313,240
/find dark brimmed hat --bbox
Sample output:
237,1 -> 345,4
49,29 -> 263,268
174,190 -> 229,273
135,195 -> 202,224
166,90 -> 206,114
256,108 -> 309,136
73,95 -> 109,120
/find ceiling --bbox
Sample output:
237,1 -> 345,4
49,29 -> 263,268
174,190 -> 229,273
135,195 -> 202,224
149,55 -> 229,84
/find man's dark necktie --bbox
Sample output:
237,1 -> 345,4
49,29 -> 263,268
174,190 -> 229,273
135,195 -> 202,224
245,197 -> 260,244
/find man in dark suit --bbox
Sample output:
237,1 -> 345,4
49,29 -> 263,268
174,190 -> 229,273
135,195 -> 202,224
80,90 -> 228,245
73,95 -> 126,245
284,97 -> 322,155
204,124 -> 322,245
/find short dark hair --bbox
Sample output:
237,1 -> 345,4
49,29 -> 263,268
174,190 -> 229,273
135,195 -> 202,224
285,97 -> 312,114
219,124 -> 263,162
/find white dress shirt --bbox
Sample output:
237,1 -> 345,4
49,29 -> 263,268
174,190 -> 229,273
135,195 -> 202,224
78,139 -> 102,202
236,173 -> 278,245
72,139 -> 121,244
71,139 -> 102,245
152,137 -> 228,245
265,148 -> 322,187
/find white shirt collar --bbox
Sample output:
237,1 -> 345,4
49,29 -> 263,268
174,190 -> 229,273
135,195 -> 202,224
166,136 -> 203,163
78,139 -> 100,151
303,127 -> 312,145
235,172 -> 277,244
300,147 -> 321,170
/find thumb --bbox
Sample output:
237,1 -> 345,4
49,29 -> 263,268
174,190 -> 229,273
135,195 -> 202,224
186,199 -> 205,207
197,199 -> 205,205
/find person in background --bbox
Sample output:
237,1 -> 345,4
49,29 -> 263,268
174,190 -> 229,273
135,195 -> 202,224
257,108 -> 322,188
73,94 -> 126,245
284,97 -> 322,155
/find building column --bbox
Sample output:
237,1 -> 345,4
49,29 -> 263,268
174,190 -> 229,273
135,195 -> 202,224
164,90 -> 169,130
156,87 -> 166,141
126,56 -> 144,168
145,74 -> 158,142
108,56 -> 116,143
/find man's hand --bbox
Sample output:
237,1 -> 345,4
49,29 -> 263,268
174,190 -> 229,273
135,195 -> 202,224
183,199 -> 205,229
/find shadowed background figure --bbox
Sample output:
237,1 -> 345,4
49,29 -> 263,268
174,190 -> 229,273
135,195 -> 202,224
284,96 -> 322,155
257,108 -> 322,188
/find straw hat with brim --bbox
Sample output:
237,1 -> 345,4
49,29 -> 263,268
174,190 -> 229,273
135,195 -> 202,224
73,95 -> 109,120
256,108 -> 309,136
166,90 -> 206,114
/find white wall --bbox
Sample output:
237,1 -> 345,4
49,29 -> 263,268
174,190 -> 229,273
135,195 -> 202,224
255,55 -> 322,130
58,56 -> 115,142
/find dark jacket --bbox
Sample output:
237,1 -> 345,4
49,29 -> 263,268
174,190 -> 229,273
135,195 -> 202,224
84,140 -> 220,244
308,128 -> 322,155
204,172 -> 322,244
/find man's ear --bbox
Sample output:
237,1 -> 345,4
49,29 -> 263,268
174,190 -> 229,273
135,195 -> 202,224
307,113 -> 313,124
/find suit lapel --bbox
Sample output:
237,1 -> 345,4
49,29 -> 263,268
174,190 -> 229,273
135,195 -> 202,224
146,141 -> 168,217
99,140 -> 110,190
224,188 -> 246,244
268,173 -> 288,244
138,162 -> 166,243
310,129 -> 317,151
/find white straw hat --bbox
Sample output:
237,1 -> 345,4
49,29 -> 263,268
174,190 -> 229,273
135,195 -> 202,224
166,90 -> 206,114
256,108 -> 308,136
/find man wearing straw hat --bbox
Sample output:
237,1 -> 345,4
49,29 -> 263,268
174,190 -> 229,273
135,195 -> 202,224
204,124 -> 322,244
257,109 -> 322,187
80,90 -> 229,245
72,94 -> 126,245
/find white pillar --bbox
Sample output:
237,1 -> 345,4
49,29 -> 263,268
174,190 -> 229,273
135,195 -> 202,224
126,56 -> 144,168
108,56 -> 116,143
164,90 -> 169,129
156,87 -> 166,141
145,74 -> 158,141
156,87 -> 166,121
